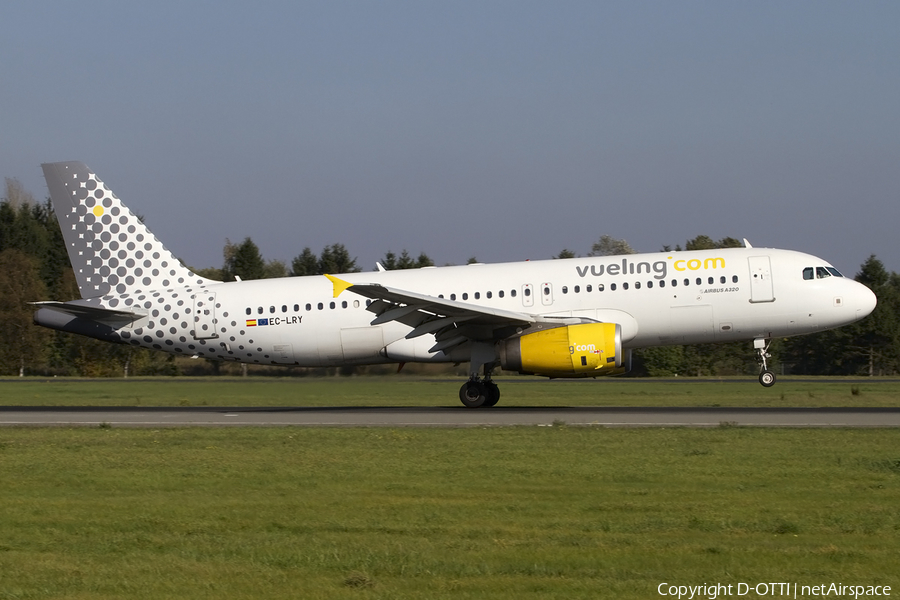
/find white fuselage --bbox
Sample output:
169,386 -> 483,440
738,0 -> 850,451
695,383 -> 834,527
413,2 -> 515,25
88,247 -> 874,368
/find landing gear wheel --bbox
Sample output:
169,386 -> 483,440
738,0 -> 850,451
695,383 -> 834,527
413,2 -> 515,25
459,380 -> 487,408
754,338 -> 777,388
483,381 -> 500,408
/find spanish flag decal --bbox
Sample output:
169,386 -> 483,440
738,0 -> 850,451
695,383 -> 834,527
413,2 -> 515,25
246,319 -> 257,327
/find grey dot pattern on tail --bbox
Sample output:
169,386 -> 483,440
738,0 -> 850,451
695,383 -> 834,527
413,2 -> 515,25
53,163 -> 208,297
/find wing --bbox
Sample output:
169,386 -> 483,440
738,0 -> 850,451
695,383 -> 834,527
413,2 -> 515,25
325,275 -> 538,353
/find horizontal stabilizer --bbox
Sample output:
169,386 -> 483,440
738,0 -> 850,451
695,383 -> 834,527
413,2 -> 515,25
30,301 -> 145,323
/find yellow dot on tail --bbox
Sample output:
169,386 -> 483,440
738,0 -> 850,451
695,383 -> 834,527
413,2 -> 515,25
93,206 -> 104,217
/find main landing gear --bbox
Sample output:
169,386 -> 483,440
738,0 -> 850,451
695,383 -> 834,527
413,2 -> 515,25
459,341 -> 501,408
459,378 -> 500,408
755,338 -> 776,387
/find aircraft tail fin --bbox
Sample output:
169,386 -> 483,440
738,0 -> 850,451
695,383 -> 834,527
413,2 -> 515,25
41,161 -> 216,298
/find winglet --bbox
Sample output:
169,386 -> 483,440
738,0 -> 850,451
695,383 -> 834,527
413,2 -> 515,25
324,274 -> 354,298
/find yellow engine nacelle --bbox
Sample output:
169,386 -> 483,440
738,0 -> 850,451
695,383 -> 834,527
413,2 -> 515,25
499,322 -> 624,378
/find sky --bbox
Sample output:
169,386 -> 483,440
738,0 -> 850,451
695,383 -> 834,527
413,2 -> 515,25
2,1 -> 899,276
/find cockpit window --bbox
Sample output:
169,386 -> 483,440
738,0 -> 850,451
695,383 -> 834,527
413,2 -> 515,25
804,266 -> 844,280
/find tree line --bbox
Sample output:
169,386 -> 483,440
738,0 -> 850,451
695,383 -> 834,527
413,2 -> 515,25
1,179 -> 898,377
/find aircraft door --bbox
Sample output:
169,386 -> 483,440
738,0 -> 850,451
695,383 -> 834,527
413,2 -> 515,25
668,304 -> 714,343
748,256 -> 775,303
192,292 -> 218,339
340,327 -> 385,362
540,282 -> 554,306
522,284 -> 534,307
272,344 -> 296,364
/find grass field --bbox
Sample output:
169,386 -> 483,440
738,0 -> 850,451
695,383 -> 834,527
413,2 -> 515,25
1,426 -> 898,599
1,376 -> 899,407
1,378 -> 898,598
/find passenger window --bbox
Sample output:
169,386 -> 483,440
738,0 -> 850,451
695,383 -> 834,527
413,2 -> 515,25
647,281 -> 653,288
623,282 -> 629,290
598,284 -> 605,292
524,288 -> 530,297
695,278 -> 701,286
635,282 -> 641,289
499,290 -> 504,298
574,286 -> 580,293
671,279 -> 677,287
610,283 -> 617,291
317,303 -> 323,310
245,308 -> 251,315
342,301 -> 347,308
353,300 -> 360,308
543,286 -> 550,295
684,279 -> 690,286
282,305 -> 287,313
462,293 -> 469,300
474,292 -> 480,299
329,302 -> 335,309
586,285 -> 592,292
732,275 -> 738,283
270,306 -> 276,313
306,303 -> 311,311
708,277 -> 714,285
450,294 -> 456,300
257,307 -> 263,314
293,304 -> 299,311
562,286 -> 568,294
816,267 -> 831,279
511,289 -> 517,297
660,280 -> 665,288
486,291 -> 492,299
720,276 -> 726,284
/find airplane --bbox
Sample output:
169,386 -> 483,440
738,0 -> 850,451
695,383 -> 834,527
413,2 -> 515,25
34,161 -> 877,408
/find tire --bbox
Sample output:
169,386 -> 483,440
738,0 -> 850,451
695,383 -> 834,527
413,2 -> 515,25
759,370 -> 776,387
483,381 -> 500,407
459,381 -> 487,408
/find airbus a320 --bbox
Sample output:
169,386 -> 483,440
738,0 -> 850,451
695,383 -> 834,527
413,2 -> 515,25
34,162 -> 877,407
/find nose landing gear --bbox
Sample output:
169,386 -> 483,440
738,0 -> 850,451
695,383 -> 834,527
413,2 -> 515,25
755,338 -> 776,387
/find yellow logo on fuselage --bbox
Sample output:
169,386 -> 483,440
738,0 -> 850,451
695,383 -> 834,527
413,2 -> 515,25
670,256 -> 725,272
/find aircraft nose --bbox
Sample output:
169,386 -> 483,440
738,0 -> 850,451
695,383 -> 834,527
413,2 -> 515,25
854,283 -> 877,321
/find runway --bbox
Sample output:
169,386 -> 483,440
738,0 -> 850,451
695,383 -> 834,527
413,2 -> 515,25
2,406 -> 900,427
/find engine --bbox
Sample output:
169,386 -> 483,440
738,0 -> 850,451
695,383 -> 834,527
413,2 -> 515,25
499,322 -> 627,378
